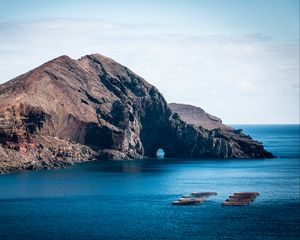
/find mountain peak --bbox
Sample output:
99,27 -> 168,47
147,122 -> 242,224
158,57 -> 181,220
79,53 -> 114,64
43,55 -> 73,66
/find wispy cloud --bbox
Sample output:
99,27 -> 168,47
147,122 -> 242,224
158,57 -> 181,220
0,18 -> 298,123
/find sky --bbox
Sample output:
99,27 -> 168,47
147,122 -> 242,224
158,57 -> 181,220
0,0 -> 299,124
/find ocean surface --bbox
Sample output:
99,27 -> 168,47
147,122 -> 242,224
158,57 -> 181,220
0,124 -> 299,240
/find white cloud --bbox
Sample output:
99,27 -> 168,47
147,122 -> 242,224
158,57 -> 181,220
0,18 -> 298,124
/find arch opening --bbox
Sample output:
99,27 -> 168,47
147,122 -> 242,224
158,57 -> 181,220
156,148 -> 165,158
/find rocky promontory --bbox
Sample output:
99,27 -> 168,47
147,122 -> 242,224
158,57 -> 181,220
0,54 -> 273,173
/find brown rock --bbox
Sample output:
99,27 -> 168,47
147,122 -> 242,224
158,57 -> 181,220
0,54 -> 274,173
168,103 -> 231,131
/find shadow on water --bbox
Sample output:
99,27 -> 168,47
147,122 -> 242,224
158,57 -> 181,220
76,156 -> 280,174
77,159 -> 169,174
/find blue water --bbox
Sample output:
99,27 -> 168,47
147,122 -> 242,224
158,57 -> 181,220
0,125 -> 299,239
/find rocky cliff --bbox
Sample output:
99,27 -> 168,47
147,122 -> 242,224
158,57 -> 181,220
0,54 -> 273,173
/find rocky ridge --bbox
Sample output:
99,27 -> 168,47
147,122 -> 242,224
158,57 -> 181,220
168,103 -> 232,131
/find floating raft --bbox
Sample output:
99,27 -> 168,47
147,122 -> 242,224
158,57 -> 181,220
172,192 -> 217,205
172,198 -> 202,205
234,192 -> 260,196
191,192 -> 217,197
222,201 -> 249,206
228,195 -> 255,201
222,192 -> 259,206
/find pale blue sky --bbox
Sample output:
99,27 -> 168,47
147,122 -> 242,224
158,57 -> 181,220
0,0 -> 299,123
0,0 -> 299,41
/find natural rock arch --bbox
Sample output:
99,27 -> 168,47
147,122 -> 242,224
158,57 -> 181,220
156,148 -> 165,158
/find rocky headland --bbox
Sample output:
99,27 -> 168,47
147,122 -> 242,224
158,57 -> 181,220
0,54 -> 273,173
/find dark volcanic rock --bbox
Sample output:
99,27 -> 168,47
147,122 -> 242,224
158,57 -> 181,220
168,103 -> 275,158
0,54 -> 273,173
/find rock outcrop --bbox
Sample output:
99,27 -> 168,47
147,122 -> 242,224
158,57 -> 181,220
0,54 -> 273,173
168,103 -> 232,131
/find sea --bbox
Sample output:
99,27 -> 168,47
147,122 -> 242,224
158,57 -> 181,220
0,124 -> 299,240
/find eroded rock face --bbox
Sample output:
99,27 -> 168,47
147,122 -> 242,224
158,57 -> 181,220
0,54 -> 273,173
